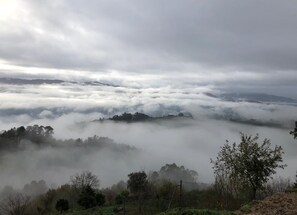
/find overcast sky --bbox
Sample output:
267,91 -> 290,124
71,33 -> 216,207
1,1 -> 297,188
0,0 -> 297,96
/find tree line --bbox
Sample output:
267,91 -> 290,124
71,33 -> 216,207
0,123 -> 296,214
0,125 -> 135,152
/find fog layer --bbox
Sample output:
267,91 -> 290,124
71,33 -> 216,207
0,82 -> 296,191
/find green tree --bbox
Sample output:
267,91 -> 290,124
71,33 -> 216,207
211,133 -> 286,200
127,172 -> 148,195
127,171 -> 148,212
115,190 -> 129,204
77,186 -> 97,209
77,186 -> 104,209
55,199 -> 69,213
95,193 -> 105,206
16,126 -> 26,142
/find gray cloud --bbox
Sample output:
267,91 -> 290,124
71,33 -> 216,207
1,0 -> 297,75
1,0 -> 297,97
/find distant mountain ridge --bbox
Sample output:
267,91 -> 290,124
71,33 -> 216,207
2,77 -> 295,104
220,92 -> 297,104
0,77 -> 118,87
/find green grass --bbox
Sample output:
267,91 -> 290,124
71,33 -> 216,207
157,208 -> 234,215
49,207 -> 234,215
49,206 -> 116,215
239,203 -> 251,214
48,205 -> 234,215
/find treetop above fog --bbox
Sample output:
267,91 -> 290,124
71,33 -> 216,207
96,112 -> 192,123
290,121 -> 297,139
0,125 -> 135,152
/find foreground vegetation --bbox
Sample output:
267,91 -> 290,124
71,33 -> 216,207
158,209 -> 234,215
45,207 -> 234,215
0,123 -> 296,215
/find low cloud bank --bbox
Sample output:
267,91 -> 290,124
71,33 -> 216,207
0,81 -> 296,193
0,117 -> 296,192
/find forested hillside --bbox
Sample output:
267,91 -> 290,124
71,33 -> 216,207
0,124 -> 296,215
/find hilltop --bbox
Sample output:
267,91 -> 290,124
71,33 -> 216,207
95,112 -> 193,123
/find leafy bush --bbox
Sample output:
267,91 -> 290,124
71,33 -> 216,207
55,199 -> 69,213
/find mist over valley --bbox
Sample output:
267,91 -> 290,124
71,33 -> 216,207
1,1 -> 297,214
0,80 -> 296,193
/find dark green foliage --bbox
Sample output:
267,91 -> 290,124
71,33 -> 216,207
127,171 -> 148,195
55,199 -> 69,213
0,125 -> 54,150
110,112 -> 151,122
3,169 -> 238,214
21,125 -> 54,143
211,133 -> 286,201
115,190 -> 129,204
108,112 -> 191,123
77,185 -> 105,209
0,125 -> 135,153
290,121 -> 297,139
182,188 -> 221,210
95,193 -> 105,206
132,112 -> 151,121
127,171 -> 149,212
16,126 -> 26,137
77,186 -> 97,209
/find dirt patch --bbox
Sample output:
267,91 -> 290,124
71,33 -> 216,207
236,192 -> 297,215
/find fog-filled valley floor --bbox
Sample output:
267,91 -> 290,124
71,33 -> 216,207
0,80 -> 296,193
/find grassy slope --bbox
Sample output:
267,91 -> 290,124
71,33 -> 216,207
49,207 -> 234,215
158,208 -> 234,215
